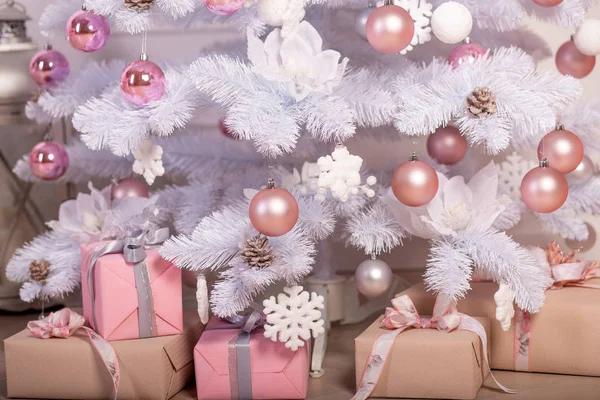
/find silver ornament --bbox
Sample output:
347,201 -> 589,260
355,257 -> 393,298
355,7 -> 375,40
568,155 -> 596,183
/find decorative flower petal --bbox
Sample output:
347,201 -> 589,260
443,176 -> 473,211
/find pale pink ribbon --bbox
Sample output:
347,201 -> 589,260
353,295 -> 514,400
27,308 -> 120,400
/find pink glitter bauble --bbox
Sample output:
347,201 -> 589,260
532,0 -> 564,7
426,126 -> 468,165
555,40 -> 596,79
520,165 -> 568,214
66,9 -> 111,53
29,49 -> 70,88
366,5 -> 415,54
120,60 -> 166,106
202,0 -> 245,16
448,42 -> 487,68
249,187 -> 299,237
111,178 -> 150,200
29,141 -> 69,181
537,129 -> 584,174
391,159 -> 439,207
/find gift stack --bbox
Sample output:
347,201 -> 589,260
4,230 -> 204,400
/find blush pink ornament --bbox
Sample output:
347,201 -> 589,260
111,178 -> 150,200
249,181 -> 299,237
426,126 -> 468,165
520,160 -> 569,214
555,40 -> 596,79
366,4 -> 415,54
120,57 -> 166,106
29,47 -> 70,88
448,41 -> 487,68
66,9 -> 110,52
391,154 -> 439,207
202,0 -> 245,16
532,0 -> 564,7
29,141 -> 69,181
537,127 -> 584,174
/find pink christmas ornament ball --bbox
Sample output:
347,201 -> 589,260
537,128 -> 584,174
448,42 -> 487,68
202,0 -> 245,16
555,40 -> 596,79
366,4 -> 415,54
29,141 -> 69,181
520,164 -> 568,214
426,126 -> 468,165
29,48 -> 70,88
120,59 -> 166,106
111,178 -> 150,200
532,0 -> 564,7
391,158 -> 439,207
66,9 -> 110,52
249,186 -> 299,237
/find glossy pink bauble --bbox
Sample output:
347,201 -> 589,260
426,126 -> 468,165
537,129 -> 584,174
202,0 -> 245,16
66,9 -> 110,52
249,187 -> 299,237
219,118 -> 237,139
448,42 -> 487,68
120,60 -> 166,106
29,141 -> 69,181
366,5 -> 415,54
111,178 -> 150,200
555,40 -> 596,79
532,0 -> 564,6
392,160 -> 439,207
29,49 -> 70,88
520,166 -> 568,213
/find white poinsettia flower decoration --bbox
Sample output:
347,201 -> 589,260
383,162 -> 511,239
282,162 -> 321,195
248,21 -> 349,101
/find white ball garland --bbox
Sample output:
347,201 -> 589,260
574,19 -> 600,56
430,1 -> 473,44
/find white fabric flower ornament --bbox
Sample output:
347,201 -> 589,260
133,139 -> 165,186
317,146 -> 376,202
248,21 -> 349,101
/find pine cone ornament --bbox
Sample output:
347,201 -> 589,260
29,260 -> 50,284
123,0 -> 155,11
241,235 -> 276,269
466,87 -> 497,117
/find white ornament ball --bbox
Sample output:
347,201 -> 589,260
355,258 -> 393,298
366,175 -> 377,186
431,1 -> 473,44
574,19 -> 600,56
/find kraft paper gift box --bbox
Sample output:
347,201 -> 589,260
81,240 -> 183,341
354,315 -> 491,400
401,280 -> 600,376
194,317 -> 310,400
4,311 -> 205,400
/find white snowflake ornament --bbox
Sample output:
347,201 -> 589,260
317,146 -> 376,202
497,153 -> 536,199
263,286 -> 325,351
133,139 -> 165,186
376,0 -> 433,54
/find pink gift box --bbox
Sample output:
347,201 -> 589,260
194,317 -> 310,400
81,241 -> 183,341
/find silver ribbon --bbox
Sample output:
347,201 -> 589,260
86,228 -> 170,339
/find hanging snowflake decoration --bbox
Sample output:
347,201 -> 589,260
133,139 -> 165,185
376,0 -> 433,54
317,145 -> 377,202
497,152 -> 536,199
263,285 -> 325,351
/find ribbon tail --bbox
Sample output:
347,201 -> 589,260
82,327 -> 120,400
134,260 -> 157,338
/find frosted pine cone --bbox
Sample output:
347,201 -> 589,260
123,0 -> 155,11
241,235 -> 275,268
466,87 -> 497,117
29,260 -> 50,284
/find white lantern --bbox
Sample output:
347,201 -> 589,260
0,0 -> 38,126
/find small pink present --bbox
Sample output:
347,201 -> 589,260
81,230 -> 183,341
194,317 -> 310,400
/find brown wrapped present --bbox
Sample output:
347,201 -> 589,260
354,295 -> 492,400
5,310 -> 204,399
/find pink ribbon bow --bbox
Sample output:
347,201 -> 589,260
353,295 -> 514,400
27,309 -> 120,400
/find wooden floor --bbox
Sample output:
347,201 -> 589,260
2,310 -> 600,400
